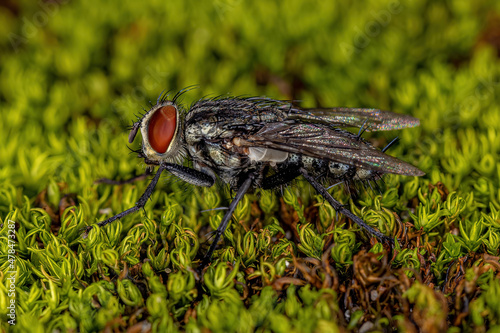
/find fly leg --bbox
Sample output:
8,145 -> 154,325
85,163 -> 168,235
164,164 -> 215,187
260,167 -> 301,190
95,168 -> 153,185
300,167 -> 396,245
200,174 -> 255,268
94,157 -> 162,185
85,163 -> 215,235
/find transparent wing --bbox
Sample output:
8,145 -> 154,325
288,107 -> 420,131
244,122 -> 424,176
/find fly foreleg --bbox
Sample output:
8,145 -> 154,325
164,164 -> 215,187
86,163 -> 215,235
94,168 -> 153,185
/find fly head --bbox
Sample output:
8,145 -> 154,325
130,100 -> 186,165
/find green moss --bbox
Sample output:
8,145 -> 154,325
1,0 -> 500,331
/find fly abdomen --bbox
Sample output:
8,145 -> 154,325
275,153 -> 378,186
276,153 -> 326,178
352,168 -> 377,181
328,161 -> 378,181
328,162 -> 350,176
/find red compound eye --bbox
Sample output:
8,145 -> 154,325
147,105 -> 177,153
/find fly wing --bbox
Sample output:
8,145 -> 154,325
244,122 -> 424,176
288,108 -> 420,131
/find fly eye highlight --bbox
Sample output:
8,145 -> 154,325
147,105 -> 178,153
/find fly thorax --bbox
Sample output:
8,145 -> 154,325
185,125 -> 199,145
207,144 -> 225,165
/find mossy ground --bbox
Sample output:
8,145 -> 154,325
1,0 -> 500,332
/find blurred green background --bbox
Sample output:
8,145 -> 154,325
1,0 -> 500,332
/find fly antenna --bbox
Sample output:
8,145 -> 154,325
128,121 -> 141,143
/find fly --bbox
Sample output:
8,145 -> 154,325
88,90 -> 425,267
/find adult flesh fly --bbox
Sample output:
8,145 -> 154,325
89,91 -> 425,267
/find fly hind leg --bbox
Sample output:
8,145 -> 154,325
300,167 -> 396,245
260,166 -> 302,190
